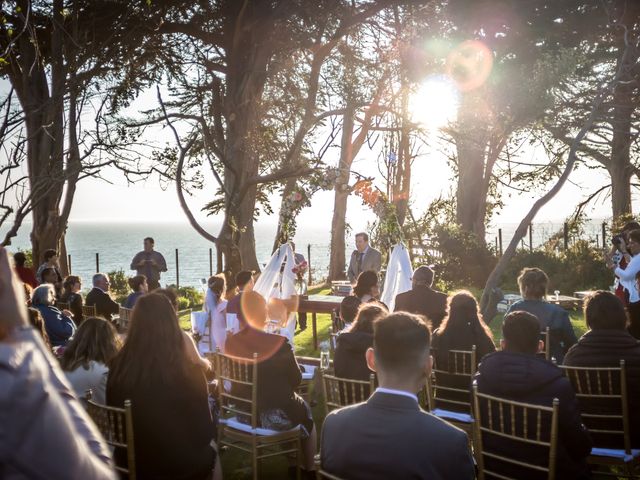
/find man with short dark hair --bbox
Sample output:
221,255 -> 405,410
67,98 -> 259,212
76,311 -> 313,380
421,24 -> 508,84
347,232 -> 382,284
85,273 -> 120,322
321,312 -> 475,479
394,265 -> 447,330
226,270 -> 254,332
564,291 -> 640,447
337,295 -> 361,331
474,311 -> 592,479
130,237 -> 167,291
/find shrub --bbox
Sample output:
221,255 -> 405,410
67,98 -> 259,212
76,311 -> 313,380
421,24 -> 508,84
177,296 -> 190,311
166,285 -> 204,308
107,269 -> 129,301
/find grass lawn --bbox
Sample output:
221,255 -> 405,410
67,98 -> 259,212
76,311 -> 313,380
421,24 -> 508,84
182,289 -> 588,479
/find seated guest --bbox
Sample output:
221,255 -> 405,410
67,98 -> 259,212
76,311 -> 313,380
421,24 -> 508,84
60,275 -> 85,325
474,311 -> 592,479
506,267 -> 576,363
226,269 -> 254,332
334,303 -> 387,381
564,290 -> 640,447
0,247 -> 117,479
335,295 -> 361,332
13,251 -> 37,288
156,288 -> 211,372
321,312 -> 475,479
431,291 -> 496,412
61,317 -> 121,405
107,293 -> 221,480
31,284 -> 76,348
28,306 -> 52,352
42,267 -> 63,299
36,248 -> 63,285
353,270 -> 382,304
394,265 -> 448,330
432,290 -> 496,368
226,290 -> 317,475
85,273 -> 120,322
123,275 -> 148,309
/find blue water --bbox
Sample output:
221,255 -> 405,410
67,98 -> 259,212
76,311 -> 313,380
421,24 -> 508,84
2,219 -> 607,288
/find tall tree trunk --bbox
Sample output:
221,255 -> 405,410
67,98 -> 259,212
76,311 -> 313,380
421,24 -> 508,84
392,84 -> 411,225
455,91 -> 490,242
328,104 -> 356,281
272,178 -> 297,253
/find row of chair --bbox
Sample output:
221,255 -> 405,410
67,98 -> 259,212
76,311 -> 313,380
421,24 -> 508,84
83,349 -> 639,480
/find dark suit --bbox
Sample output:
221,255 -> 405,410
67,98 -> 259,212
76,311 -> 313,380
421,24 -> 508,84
85,287 -> 120,322
394,285 -> 448,330
321,391 -> 475,479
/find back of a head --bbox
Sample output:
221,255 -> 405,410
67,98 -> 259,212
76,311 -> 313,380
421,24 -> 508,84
374,312 -> 431,379
584,290 -> 627,331
351,303 -> 387,334
517,267 -> 548,299
354,270 -> 378,298
43,249 -> 57,262
412,265 -> 434,288
155,287 -> 178,311
63,275 -> 80,293
628,229 -> 640,244
241,290 -> 268,328
128,275 -> 146,293
440,290 -> 490,342
208,274 -> 226,300
61,317 -> 121,371
623,221 -> 640,232
92,272 -> 106,287
13,251 -> 26,267
502,311 -> 540,354
111,293 -> 185,387
340,295 -> 362,324
235,270 -> 253,289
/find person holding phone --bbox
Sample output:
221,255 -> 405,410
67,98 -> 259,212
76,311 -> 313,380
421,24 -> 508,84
130,237 -> 167,291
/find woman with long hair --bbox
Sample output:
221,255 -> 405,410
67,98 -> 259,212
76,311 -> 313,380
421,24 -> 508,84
204,274 -> 228,353
432,291 -> 496,369
107,293 -> 220,479
60,275 -> 84,325
61,317 -> 121,404
353,270 -> 382,304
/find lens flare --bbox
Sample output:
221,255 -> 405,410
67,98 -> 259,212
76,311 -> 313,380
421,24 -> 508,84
410,76 -> 460,128
446,40 -> 493,92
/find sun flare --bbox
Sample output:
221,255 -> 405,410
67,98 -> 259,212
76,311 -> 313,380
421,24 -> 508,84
410,76 -> 460,129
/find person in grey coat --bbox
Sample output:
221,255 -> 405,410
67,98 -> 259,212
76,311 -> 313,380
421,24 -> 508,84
347,232 -> 382,284
0,247 -> 116,480
321,312 -> 475,480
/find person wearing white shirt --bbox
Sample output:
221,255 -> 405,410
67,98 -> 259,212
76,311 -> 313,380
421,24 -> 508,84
611,229 -> 640,338
320,312 -> 475,479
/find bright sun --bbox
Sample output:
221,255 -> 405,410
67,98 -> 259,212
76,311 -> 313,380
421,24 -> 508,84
410,76 -> 460,129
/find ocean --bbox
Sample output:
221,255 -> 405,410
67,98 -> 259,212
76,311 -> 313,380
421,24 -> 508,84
2,219 -> 607,289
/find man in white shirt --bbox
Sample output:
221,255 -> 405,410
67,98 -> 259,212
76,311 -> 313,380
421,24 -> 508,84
320,312 -> 475,479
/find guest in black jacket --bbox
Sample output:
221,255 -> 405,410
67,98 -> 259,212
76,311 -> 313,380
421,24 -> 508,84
474,311 -> 592,480
107,293 -> 221,480
321,312 -> 475,479
334,303 -> 387,381
564,290 -> 640,447
394,265 -> 447,330
225,290 -> 316,475
85,273 -> 119,322
59,275 -> 84,325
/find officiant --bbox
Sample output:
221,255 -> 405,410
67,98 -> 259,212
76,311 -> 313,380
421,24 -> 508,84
347,232 -> 382,284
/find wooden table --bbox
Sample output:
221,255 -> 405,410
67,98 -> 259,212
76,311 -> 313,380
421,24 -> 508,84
298,295 -> 344,350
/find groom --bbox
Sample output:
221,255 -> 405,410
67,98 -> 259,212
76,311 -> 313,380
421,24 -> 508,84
347,232 -> 382,284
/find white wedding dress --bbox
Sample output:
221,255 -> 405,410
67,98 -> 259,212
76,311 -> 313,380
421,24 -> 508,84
380,243 -> 413,311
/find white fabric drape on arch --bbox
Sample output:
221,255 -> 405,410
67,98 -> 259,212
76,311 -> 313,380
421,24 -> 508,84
380,243 -> 413,311
253,243 -> 298,342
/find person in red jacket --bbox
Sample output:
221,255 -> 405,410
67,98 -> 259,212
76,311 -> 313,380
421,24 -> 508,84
13,251 -> 37,289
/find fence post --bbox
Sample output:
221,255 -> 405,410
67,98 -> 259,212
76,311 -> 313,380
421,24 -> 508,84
68,254 -> 72,274
495,236 -> 498,252
175,248 -> 180,289
529,224 -> 533,252
602,222 -> 606,248
563,223 -> 569,250
498,229 -> 503,256
307,244 -> 312,285
209,248 -> 213,277
95,253 -> 99,273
